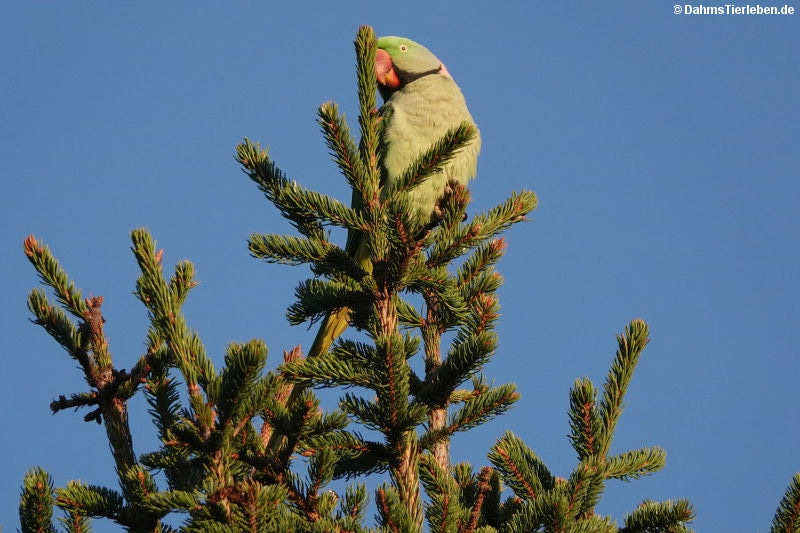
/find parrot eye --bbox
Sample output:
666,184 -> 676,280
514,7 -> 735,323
400,44 -> 408,52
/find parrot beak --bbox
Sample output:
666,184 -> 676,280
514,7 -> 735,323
375,48 -> 401,89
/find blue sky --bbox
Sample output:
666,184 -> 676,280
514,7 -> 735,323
1,2 -> 798,531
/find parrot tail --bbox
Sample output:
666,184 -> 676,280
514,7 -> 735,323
307,307 -> 351,359
264,306 -> 350,452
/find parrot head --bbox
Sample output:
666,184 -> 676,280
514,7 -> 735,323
375,36 -> 451,96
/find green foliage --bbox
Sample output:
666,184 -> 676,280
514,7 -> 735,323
59,511 -> 92,533
489,431 -> 554,500
620,499 -> 695,533
19,216 -> 374,531
23,236 -> 88,319
596,320 -> 651,458
419,453 -> 467,532
771,474 -> 800,533
318,102 -> 368,196
20,468 -> 57,533
376,485 -> 419,533
56,481 -> 124,520
484,322 -> 694,532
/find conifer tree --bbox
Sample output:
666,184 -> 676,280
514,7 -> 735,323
21,229 -> 368,531
18,24 -> 797,533
771,474 -> 800,533
234,25 -> 534,530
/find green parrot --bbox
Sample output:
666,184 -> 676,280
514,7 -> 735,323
307,35 -> 481,358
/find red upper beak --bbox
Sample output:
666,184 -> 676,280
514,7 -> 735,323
375,49 -> 401,89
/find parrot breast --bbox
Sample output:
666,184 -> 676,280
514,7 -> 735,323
381,73 -> 481,220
